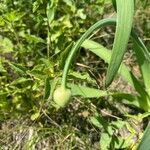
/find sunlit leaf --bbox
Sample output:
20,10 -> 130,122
68,84 -> 108,98
47,5 -> 55,25
0,36 -> 13,53
106,0 -> 134,86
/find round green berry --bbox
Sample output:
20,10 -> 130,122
53,87 -> 71,108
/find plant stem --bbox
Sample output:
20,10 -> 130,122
61,18 -> 116,88
61,16 -> 149,90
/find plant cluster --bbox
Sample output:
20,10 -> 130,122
0,0 -> 150,149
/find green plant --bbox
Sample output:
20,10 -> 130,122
0,0 -> 107,119
53,0 -> 150,111
1,0 -> 150,149
52,0 -> 150,148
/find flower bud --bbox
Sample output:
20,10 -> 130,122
53,87 -> 71,108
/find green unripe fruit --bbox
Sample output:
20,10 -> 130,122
53,87 -> 71,108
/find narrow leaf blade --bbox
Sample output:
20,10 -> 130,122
106,0 -> 134,86
132,31 -> 150,97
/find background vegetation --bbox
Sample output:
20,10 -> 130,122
0,0 -> 150,149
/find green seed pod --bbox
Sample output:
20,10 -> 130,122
53,87 -> 71,108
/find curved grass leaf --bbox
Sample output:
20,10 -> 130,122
62,17 -> 149,89
131,30 -> 150,62
132,31 -> 150,108
106,0 -> 134,86
62,18 -> 116,88
134,43 -> 150,97
132,30 -> 150,98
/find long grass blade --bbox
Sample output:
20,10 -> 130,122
62,18 -> 116,88
106,0 -> 134,86
131,30 -> 150,62
133,41 -> 150,97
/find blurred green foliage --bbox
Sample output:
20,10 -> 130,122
0,0 -> 109,120
0,0 -> 149,119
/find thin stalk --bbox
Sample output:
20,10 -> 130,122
46,6 -> 52,58
47,29 -> 50,58
61,18 -> 116,88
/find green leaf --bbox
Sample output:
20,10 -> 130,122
33,0 -> 43,13
59,42 -> 74,69
90,116 -> 103,128
62,0 -> 76,12
4,11 -> 25,22
62,18 -> 116,88
111,0 -> 116,11
0,16 -> 5,26
133,37 -> 150,97
0,36 -> 13,53
69,84 -> 108,98
131,31 -> 150,109
82,39 -> 150,110
31,112 -> 40,121
76,9 -> 86,20
27,64 -> 47,79
11,77 -> 32,85
46,5 -> 55,25
69,71 -> 96,84
106,0 -> 134,86
44,77 -> 51,99
131,30 -> 150,63
8,62 -> 27,75
90,113 -> 110,133
68,83 -> 138,107
0,61 -> 6,73
112,0 -> 136,12
100,133 -> 112,150
24,34 -> 45,44
137,123 -> 150,150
